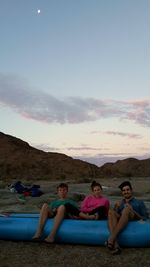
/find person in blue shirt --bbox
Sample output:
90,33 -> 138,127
106,181 -> 149,255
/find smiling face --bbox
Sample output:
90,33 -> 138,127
92,185 -> 102,198
121,185 -> 133,200
57,186 -> 68,199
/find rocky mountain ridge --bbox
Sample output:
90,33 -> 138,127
101,157 -> 150,178
0,132 -> 100,182
0,132 -> 150,182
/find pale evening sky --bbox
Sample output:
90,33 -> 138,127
0,0 -> 150,166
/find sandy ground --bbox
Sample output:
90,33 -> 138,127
0,241 -> 150,267
0,177 -> 150,267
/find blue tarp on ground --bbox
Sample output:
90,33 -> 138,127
9,181 -> 43,197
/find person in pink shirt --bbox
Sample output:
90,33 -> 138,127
80,181 -> 110,219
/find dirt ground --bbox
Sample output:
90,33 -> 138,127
0,240 -> 150,267
0,177 -> 150,267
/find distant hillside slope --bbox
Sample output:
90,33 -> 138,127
100,157 -> 150,178
1,132 -> 150,182
0,132 -> 100,182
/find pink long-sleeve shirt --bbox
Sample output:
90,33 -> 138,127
80,195 -> 110,214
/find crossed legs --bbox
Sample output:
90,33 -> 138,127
107,207 -> 135,253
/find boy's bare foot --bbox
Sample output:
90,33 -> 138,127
32,236 -> 41,241
32,232 -> 41,241
44,236 -> 55,243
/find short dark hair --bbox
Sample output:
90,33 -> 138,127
91,180 -> 102,190
118,181 -> 132,191
57,183 -> 68,191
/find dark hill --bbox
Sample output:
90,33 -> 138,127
0,132 -> 100,182
100,157 -> 150,178
0,132 -> 150,182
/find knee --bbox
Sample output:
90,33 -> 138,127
57,205 -> 66,213
41,203 -> 49,212
108,208 -> 116,218
121,206 -> 131,216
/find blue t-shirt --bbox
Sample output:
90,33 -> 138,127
116,197 -> 149,219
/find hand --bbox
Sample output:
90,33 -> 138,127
114,201 -> 121,210
125,203 -> 133,211
125,204 -> 145,220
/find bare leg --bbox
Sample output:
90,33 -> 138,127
44,205 -> 66,243
106,208 -> 120,249
32,203 -> 53,239
79,212 -> 98,220
108,208 -> 120,235
109,207 -> 133,243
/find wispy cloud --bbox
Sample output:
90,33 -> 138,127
91,130 -> 142,139
31,142 -> 150,166
75,153 -> 150,166
33,143 -> 60,152
66,146 -> 104,151
33,143 -> 106,152
0,73 -> 150,127
105,131 -> 142,139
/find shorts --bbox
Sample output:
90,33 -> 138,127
64,203 -> 80,217
88,206 -> 107,219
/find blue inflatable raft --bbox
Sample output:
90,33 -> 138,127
0,213 -> 149,247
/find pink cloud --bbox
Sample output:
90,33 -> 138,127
0,73 -> 150,127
